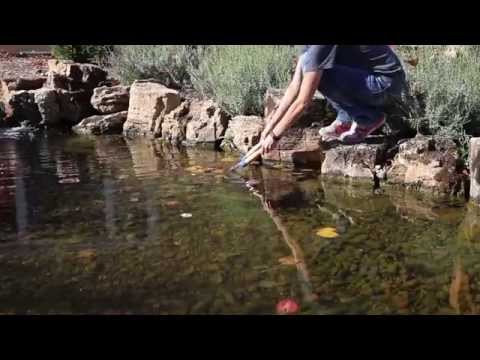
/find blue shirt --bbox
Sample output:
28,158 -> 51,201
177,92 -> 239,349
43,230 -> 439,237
300,45 -> 404,75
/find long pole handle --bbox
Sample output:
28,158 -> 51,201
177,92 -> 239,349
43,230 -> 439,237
230,116 -> 281,171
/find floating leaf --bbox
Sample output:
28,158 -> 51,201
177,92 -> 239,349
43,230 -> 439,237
316,227 -> 339,238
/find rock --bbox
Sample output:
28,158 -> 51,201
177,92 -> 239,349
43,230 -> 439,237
46,59 -> 107,91
388,135 -> 459,193
45,73 -> 69,90
263,126 -> 324,166
1,77 -> 46,103
34,88 -> 60,126
221,115 -> 264,153
470,138 -> 480,204
123,80 -> 181,138
160,101 -> 190,145
4,90 -> 41,125
56,89 -> 97,125
73,111 -> 128,135
321,144 -> 385,178
185,99 -> 230,145
91,85 -> 130,114
264,88 -> 335,126
98,78 -> 121,87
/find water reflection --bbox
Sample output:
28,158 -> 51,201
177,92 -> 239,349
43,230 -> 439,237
1,129 -> 479,314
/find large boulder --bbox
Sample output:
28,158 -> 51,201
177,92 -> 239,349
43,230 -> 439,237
321,144 -> 386,178
1,87 -> 96,128
263,126 -> 324,166
387,135 -> 460,193
4,90 -> 42,125
123,80 -> 181,138
46,59 -> 107,92
34,88 -> 60,126
56,89 -> 96,125
73,111 -> 128,135
470,137 -> 480,204
160,101 -> 190,145
91,85 -> 130,114
221,115 -> 264,153
185,99 -> 230,145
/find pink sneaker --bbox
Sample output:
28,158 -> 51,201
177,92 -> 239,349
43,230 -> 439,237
339,115 -> 386,145
319,120 -> 353,141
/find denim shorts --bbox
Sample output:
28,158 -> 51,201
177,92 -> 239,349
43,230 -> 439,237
318,64 -> 406,125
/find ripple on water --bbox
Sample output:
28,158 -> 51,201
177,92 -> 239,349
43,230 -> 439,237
0,131 -> 477,314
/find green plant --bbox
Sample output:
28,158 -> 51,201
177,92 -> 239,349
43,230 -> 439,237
397,45 -> 480,158
188,45 -> 298,116
51,45 -> 113,64
107,45 -> 203,88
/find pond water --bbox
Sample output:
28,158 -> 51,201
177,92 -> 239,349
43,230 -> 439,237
1,127 -> 480,315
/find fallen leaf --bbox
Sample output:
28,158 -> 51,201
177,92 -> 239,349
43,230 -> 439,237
77,249 -> 96,261
278,256 -> 297,266
316,227 -> 339,238
165,200 -> 180,208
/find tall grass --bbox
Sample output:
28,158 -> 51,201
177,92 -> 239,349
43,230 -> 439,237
107,45 -> 202,88
189,45 -> 297,115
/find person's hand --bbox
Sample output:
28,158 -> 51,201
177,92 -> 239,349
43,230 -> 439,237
260,129 -> 269,141
262,134 -> 277,155
260,119 -> 272,141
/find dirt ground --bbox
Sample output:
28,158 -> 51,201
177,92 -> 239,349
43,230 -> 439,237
0,51 -> 51,80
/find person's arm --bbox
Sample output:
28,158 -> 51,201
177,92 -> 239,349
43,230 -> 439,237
261,56 -> 304,140
262,70 -> 322,154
